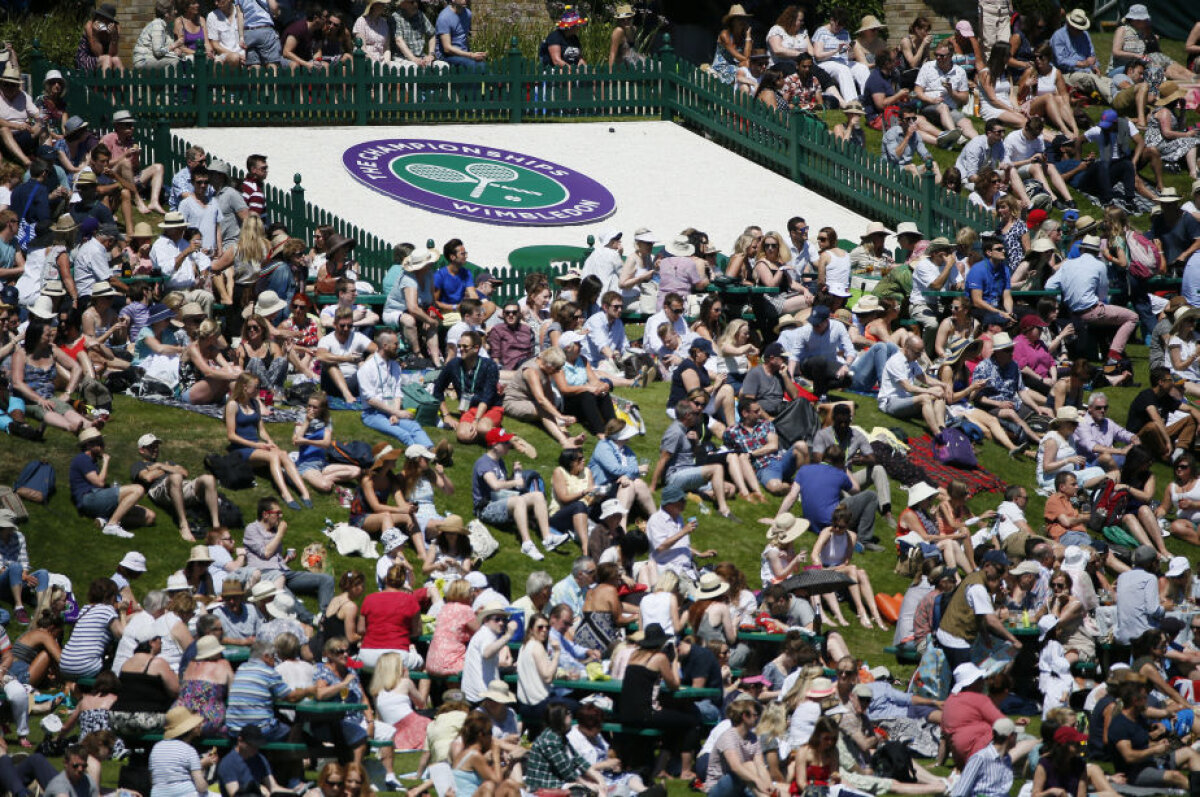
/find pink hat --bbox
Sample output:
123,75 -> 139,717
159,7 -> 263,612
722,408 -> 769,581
955,20 -> 975,37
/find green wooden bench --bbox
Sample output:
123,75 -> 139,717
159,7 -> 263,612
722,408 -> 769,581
600,723 -> 662,737
883,645 -> 921,665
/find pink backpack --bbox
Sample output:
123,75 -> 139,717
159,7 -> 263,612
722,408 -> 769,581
1126,230 -> 1160,279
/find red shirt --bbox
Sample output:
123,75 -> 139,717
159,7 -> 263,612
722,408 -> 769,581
240,177 -> 265,216
941,690 -> 1004,767
99,131 -> 139,172
360,588 -> 427,651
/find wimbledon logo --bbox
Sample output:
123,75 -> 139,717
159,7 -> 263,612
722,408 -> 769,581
343,139 -> 616,227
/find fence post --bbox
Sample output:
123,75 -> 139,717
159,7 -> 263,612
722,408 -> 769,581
658,34 -> 674,122
290,174 -> 307,239
28,38 -> 48,88
920,169 -> 936,236
193,48 -> 209,127
153,114 -> 171,171
353,39 -> 368,125
788,114 -> 804,186
507,37 -> 523,124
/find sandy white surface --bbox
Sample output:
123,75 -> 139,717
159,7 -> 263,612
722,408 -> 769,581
179,121 -> 873,268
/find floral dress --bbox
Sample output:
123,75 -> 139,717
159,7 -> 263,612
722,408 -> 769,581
425,601 -> 475,676
79,707 -> 126,758
1144,107 -> 1198,167
314,662 -> 365,723
711,43 -> 740,84
997,219 -> 1027,274
172,678 -> 228,735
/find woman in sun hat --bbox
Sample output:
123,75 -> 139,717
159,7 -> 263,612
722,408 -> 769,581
710,5 -> 754,84
541,7 -> 589,68
397,441 -> 455,547
608,4 -> 644,68
688,571 -> 738,649
81,281 -> 132,371
180,544 -> 216,602
348,442 -> 412,536
760,512 -> 810,587
16,216 -> 75,311
77,3 -> 124,74
1167,306 -> 1200,392
149,707 -> 217,797
1144,82 -> 1199,180
851,15 -> 886,68
1110,4 -> 1195,81
899,481 -> 974,574
588,417 -> 655,520
1037,406 -> 1110,493
173,633 -> 234,735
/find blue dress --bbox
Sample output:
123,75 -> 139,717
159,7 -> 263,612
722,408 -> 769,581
228,401 -> 262,460
296,420 -> 328,473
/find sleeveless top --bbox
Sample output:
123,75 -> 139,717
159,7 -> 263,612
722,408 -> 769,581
113,658 -> 174,714
11,640 -> 37,664
548,467 -> 589,515
639,593 -> 675,636
823,252 -> 851,296
180,21 -> 204,50
978,67 -> 1014,116
1169,479 -> 1200,523
1035,66 -> 1059,97
229,402 -> 261,451
452,756 -> 484,797
241,342 -> 288,392
617,663 -> 659,722
322,602 -> 355,651
574,609 -> 619,653
805,764 -> 833,785
696,610 -> 727,644
297,420 -> 328,468
23,357 -> 57,399
178,350 -> 210,393
818,531 -> 850,567
1036,431 -> 1078,485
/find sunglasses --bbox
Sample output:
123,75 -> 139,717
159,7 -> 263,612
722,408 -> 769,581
503,310 -> 520,315
330,647 -> 348,655
762,243 -> 779,249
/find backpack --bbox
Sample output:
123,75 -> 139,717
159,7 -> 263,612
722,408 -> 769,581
871,741 -> 918,783
773,398 -> 820,447
933,427 -> 978,468
1126,230 -> 1160,279
327,441 -> 375,469
218,493 -> 244,529
401,381 -> 440,427
1087,478 -> 1129,533
14,460 -> 55,504
204,451 -> 256,490
0,486 -> 28,522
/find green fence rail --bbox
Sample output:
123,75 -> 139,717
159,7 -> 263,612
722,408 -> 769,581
26,34 -> 992,288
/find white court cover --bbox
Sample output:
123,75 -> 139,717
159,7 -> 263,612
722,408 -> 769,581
180,121 -> 872,268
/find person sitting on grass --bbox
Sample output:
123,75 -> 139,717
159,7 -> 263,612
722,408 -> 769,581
69,427 -> 154,540
225,373 -> 312,511
130,432 -> 220,542
878,335 -> 950,436
650,397 -> 735,518
472,427 -> 568,563
291,391 -> 362,494
973,332 -> 1053,446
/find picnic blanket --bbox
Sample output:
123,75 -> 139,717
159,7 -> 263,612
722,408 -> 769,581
132,393 -> 304,423
903,434 -> 1007,497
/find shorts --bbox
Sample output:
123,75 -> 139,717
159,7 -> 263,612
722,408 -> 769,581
149,476 -> 200,505
665,466 -> 707,493
1112,84 -> 1140,117
1058,531 -> 1093,548
461,404 -> 503,426
1131,767 -> 1172,788
76,485 -> 120,519
24,397 -> 73,420
297,459 -> 327,474
880,395 -> 922,419
1015,164 -> 1036,179
755,449 -> 796,485
479,498 -> 513,525
243,26 -> 282,67
921,104 -> 964,124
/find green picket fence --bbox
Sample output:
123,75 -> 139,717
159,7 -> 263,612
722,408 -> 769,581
26,34 -> 992,290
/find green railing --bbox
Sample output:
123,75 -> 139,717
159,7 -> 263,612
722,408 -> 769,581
26,34 -> 992,287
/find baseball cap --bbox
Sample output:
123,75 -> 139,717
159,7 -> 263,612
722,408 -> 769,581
981,550 -> 1009,568
1025,209 -> 1048,229
1098,109 -> 1119,130
1053,726 -> 1087,745
485,428 -> 515,447
1010,560 -> 1040,576
810,305 -> 831,324
465,571 -> 489,589
137,433 -> 161,448
763,341 -> 785,359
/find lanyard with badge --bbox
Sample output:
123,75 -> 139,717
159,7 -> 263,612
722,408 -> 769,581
459,358 -> 482,413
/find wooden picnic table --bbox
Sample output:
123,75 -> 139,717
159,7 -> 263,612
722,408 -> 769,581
224,644 -> 250,663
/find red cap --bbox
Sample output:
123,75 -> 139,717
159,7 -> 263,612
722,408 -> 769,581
1053,726 -> 1088,745
1019,314 -> 1047,330
485,428 -> 515,447
1026,209 -> 1048,229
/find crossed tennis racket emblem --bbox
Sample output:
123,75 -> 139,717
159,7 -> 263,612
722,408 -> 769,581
405,162 -> 544,200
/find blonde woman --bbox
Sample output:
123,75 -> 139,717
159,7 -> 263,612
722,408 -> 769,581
212,215 -> 268,306
225,373 -> 312,509
638,572 -> 683,637
724,231 -> 761,284
503,347 -> 586,448
753,230 -> 813,318
180,318 -> 241,405
369,652 -> 430,791
714,319 -> 757,390
760,512 -> 810,587
608,4 -> 644,68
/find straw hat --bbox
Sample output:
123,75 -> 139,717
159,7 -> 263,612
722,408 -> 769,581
42,279 -> 66,298
857,15 -> 885,33
158,211 -> 187,229
613,4 -> 635,19
555,268 -> 582,284
934,337 -> 973,369
1031,237 -> 1055,253
767,512 -> 809,544
895,222 -> 923,239
860,221 -> 889,239
693,572 -> 730,600
775,313 -> 798,332
0,62 -> 20,85
90,282 -> 118,299
249,580 -> 277,602
28,296 -> 56,320
163,707 -> 203,740
481,680 -> 516,703
806,677 -> 835,699
907,482 -> 940,508
403,250 -> 437,272
723,4 -> 752,25
1156,81 -> 1186,108
79,427 -> 104,445
187,545 -> 213,564
221,580 -> 246,598
243,290 -> 286,319
50,214 -> 78,234
439,515 -> 466,535
990,332 -> 1014,351
665,235 -> 695,257
1066,9 -> 1090,30
476,602 -> 509,622
1157,187 -> 1184,204
841,101 -> 865,116
1051,406 -> 1082,427
371,442 -> 402,469
851,294 -> 882,314
194,634 -> 224,661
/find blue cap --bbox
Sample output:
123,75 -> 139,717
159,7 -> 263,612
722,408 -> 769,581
660,484 -> 686,505
79,217 -> 99,237
763,341 -> 786,359
1062,209 -> 1079,223
690,337 -> 714,356
1098,109 -> 1119,129
810,305 -> 831,324
147,303 -> 175,325
981,550 -> 1009,567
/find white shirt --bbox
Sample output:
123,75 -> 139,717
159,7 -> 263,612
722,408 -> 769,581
935,583 -> 993,649
878,351 -> 921,404
72,237 -> 113,298
643,308 -> 686,355
112,610 -> 157,673
149,235 -> 191,288
646,509 -> 694,579
1002,129 -> 1044,164
583,312 -> 627,364
910,257 -> 944,308
317,330 -> 372,377
787,239 -> 815,278
356,352 -> 403,403
915,61 -> 968,105
461,626 -> 502,703
446,321 -> 489,357
581,246 -> 624,296
206,8 -> 245,56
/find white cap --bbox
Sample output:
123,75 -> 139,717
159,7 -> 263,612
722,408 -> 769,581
119,551 -> 147,572
1166,556 -> 1190,578
137,433 -> 161,448
165,573 -> 190,591
40,715 -> 63,734
405,444 -> 435,460
598,229 -> 623,246
634,227 -> 658,243
44,70 -> 64,83
558,330 -> 587,348
1037,613 -> 1059,641
600,499 -> 627,520
466,571 -> 489,589
381,528 -> 407,554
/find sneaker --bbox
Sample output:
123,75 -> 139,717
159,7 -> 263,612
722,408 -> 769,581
300,498 -> 313,509
383,776 -> 404,792
102,524 -> 134,538
284,500 -> 302,511
520,540 -> 545,561
544,532 -> 570,551
14,607 -> 29,625
1008,441 -> 1030,459
936,130 -> 961,148
860,542 -> 885,553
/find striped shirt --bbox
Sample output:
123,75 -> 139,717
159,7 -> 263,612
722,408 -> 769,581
951,743 -> 1013,797
59,604 -> 118,677
226,659 -> 292,733
149,739 -> 201,792
0,530 -> 29,573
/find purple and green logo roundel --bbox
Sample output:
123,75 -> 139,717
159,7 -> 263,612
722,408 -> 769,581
343,139 -> 616,227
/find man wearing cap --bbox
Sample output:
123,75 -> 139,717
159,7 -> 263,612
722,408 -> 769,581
69,428 -> 154,539
1050,10 -> 1114,102
1078,109 -> 1148,212
950,717 -> 1019,797
0,511 -> 47,625
936,550 -> 1022,669
972,331 -> 1053,442
1151,187 -> 1200,270
243,497 -> 335,623
581,229 -> 624,296
472,427 -> 564,562
786,307 -> 854,398
742,340 -> 799,415
878,336 -> 950,434
465,570 -> 508,612
99,111 -> 166,217
68,170 -> 117,230
1046,235 -> 1138,365
130,433 -> 220,543
432,330 -> 505,448
217,724 -> 283,797
908,236 -> 959,332
150,212 -> 215,314
646,484 -> 715,587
